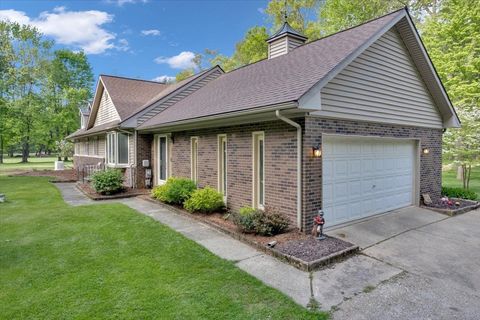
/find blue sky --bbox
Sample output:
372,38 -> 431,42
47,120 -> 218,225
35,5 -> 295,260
0,0 -> 270,83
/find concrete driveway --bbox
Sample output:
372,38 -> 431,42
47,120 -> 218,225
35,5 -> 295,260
332,207 -> 480,320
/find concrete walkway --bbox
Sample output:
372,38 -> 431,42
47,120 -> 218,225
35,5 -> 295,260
54,183 -> 402,311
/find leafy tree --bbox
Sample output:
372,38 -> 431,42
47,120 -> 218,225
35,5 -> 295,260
175,68 -> 195,82
422,0 -> 480,188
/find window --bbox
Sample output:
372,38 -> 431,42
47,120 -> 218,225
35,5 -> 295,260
252,132 -> 265,209
191,137 -> 198,182
157,135 -> 168,183
86,138 -> 90,156
107,132 -> 129,166
218,134 -> 227,197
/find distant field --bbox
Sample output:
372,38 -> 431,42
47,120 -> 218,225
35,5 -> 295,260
0,156 -> 73,174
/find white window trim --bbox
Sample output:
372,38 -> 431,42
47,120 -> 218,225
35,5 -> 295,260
191,136 -> 199,182
252,131 -> 265,210
106,131 -> 130,168
156,134 -> 170,185
217,134 -> 227,201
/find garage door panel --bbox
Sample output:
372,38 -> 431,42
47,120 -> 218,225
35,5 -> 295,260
322,136 -> 415,226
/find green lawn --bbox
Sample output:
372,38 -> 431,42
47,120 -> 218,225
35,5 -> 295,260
442,166 -> 480,198
0,176 -> 325,319
0,156 -> 72,174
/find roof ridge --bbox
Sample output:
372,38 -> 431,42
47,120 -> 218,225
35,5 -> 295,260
100,74 -> 168,85
219,8 -> 406,77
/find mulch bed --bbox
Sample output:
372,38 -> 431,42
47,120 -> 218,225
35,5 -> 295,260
11,169 -> 77,182
423,198 -> 480,216
140,196 -> 358,271
77,183 -> 149,200
276,237 -> 355,263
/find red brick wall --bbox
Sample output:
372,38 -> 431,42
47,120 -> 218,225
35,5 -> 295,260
148,120 -> 300,225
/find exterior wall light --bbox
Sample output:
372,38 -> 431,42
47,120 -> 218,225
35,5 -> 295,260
422,148 -> 430,155
313,145 -> 322,157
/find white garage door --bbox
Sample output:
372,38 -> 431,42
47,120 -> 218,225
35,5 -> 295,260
322,135 -> 415,226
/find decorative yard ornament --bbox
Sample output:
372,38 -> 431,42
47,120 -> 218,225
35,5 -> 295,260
311,210 -> 326,240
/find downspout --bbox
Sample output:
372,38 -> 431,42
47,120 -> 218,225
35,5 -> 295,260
275,110 -> 302,230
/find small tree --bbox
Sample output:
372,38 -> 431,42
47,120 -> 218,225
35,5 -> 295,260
55,139 -> 73,161
444,107 -> 480,189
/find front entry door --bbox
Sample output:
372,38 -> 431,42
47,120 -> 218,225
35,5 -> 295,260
158,136 -> 167,184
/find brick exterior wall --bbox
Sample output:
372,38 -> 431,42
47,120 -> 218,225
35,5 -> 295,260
135,134 -> 153,188
146,120 -> 300,225
302,116 -> 443,231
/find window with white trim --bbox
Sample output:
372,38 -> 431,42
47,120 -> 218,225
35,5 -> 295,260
106,132 -> 129,166
252,132 -> 265,209
191,137 -> 198,182
218,134 -> 227,197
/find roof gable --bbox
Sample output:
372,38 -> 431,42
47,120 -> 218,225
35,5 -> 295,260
87,75 -> 168,129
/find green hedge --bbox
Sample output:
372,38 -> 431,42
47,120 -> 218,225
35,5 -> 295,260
442,186 -> 478,200
91,169 -> 123,195
151,177 -> 197,205
184,187 -> 224,213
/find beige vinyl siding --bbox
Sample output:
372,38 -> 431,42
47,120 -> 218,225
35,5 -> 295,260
129,134 -> 135,165
268,37 -> 287,59
94,90 -> 120,126
287,37 -> 304,51
98,135 -> 106,157
137,69 -> 223,125
316,28 -> 443,129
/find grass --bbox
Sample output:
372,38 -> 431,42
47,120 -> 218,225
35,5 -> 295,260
0,156 -> 72,174
442,166 -> 480,198
0,176 -> 326,319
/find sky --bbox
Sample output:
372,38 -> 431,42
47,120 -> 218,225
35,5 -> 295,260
0,0 -> 270,83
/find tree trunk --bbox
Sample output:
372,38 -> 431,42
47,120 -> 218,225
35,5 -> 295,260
64,156 -> 68,161
456,166 -> 463,180
21,141 -> 29,163
0,135 -> 3,164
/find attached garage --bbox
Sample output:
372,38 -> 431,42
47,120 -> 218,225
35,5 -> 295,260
322,135 -> 418,227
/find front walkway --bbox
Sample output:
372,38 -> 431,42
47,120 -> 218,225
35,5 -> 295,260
54,182 -> 402,311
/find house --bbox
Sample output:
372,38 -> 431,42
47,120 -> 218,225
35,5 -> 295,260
67,8 -> 460,231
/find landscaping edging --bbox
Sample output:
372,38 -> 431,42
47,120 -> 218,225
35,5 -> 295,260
423,198 -> 480,216
140,195 -> 359,271
76,183 -> 149,200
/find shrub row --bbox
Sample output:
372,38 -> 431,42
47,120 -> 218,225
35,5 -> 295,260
151,177 -> 224,213
232,206 -> 289,236
442,186 -> 478,200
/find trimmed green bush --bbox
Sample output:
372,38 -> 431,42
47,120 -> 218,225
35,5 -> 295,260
184,187 -> 224,213
233,206 -> 290,236
91,169 -> 123,195
442,186 -> 478,200
151,177 -> 197,205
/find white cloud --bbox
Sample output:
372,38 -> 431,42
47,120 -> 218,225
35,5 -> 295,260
152,75 -> 175,83
117,38 -> 130,51
141,29 -> 161,36
0,7 -> 122,54
154,51 -> 196,69
257,7 -> 265,14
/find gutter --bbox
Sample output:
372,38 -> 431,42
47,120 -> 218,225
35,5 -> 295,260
275,110 -> 302,230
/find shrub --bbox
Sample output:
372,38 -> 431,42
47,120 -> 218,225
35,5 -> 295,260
233,207 -> 258,233
233,206 -> 290,236
253,207 -> 290,236
91,169 -> 123,195
442,186 -> 478,200
151,177 -> 197,205
184,187 -> 224,213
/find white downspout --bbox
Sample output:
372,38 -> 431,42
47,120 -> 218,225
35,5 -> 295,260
275,110 -> 302,230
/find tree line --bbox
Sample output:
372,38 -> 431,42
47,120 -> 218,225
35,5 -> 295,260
179,0 -> 479,188
0,22 -> 93,163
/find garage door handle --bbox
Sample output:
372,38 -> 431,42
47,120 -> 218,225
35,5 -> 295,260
372,185 -> 376,189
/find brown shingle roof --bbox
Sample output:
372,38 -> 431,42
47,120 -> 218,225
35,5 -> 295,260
100,75 -> 168,120
139,9 -> 404,129
66,120 -> 120,139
